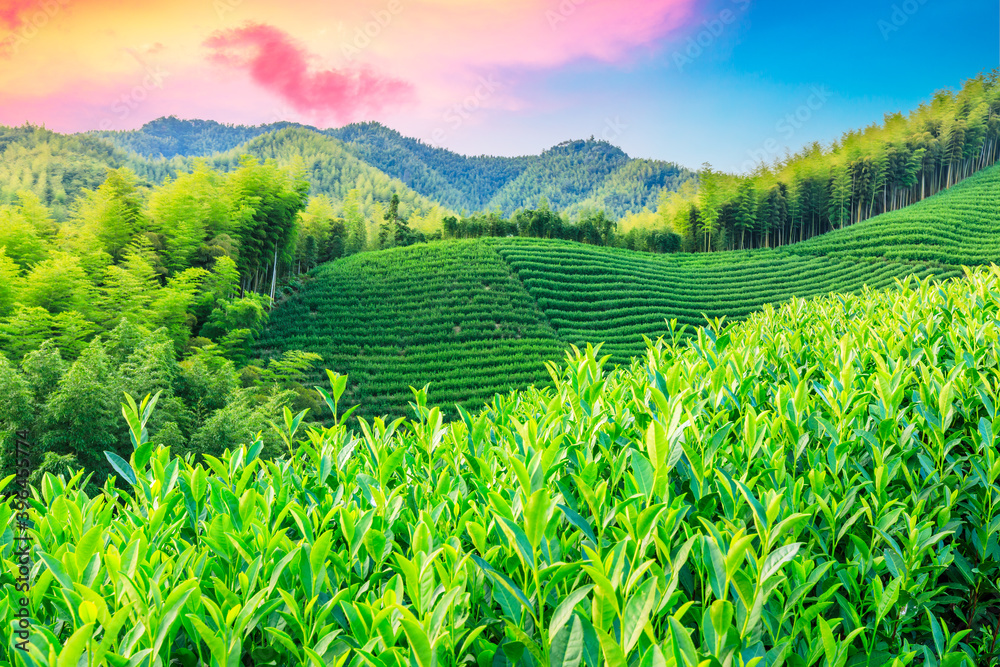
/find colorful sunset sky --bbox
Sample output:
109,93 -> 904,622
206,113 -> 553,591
0,0 -> 995,171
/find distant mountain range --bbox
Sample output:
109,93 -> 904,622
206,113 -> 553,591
93,117 -> 695,217
0,117 -> 695,220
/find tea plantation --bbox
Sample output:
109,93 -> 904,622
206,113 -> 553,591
258,164 -> 1000,421
10,266 -> 1000,665
791,164 -> 1000,264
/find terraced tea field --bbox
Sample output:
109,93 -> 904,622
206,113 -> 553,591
792,163 -> 1000,263
255,242 -> 564,418
259,164 -> 1000,420
494,240 -> 952,363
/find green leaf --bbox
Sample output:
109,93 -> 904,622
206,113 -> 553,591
818,616 -> 838,667
621,577 -> 657,653
524,488 -> 551,552
594,625 -> 627,667
736,480 -> 768,533
550,585 -> 594,638
549,614 -> 585,667
471,555 -> 533,612
104,451 -> 137,485
702,536 -> 727,600
760,543 -> 802,583
75,525 -> 103,572
876,577 -> 900,627
153,580 -> 199,655
558,504 -> 597,546
401,619 -> 435,667
57,623 -> 94,667
668,617 -> 698,667
38,551 -> 72,589
187,615 -> 228,667
505,621 -> 545,665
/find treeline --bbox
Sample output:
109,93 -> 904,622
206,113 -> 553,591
0,158 -> 313,359
440,206 -> 681,253
0,158 -> 335,486
668,71 -> 1000,251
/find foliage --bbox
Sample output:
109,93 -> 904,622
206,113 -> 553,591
9,267 -> 1000,664
255,241 -> 564,422
670,71 -> 1000,251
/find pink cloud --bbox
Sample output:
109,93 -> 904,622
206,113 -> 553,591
204,22 -> 414,123
0,0 -> 35,29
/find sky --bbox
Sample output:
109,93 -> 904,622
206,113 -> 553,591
0,0 -> 995,172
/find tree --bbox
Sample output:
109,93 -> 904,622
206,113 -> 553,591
99,243 -> 159,327
226,156 -> 309,298
148,165 -> 230,272
0,354 -> 34,478
0,205 -> 49,268
72,168 -> 146,261
20,252 -> 95,315
697,164 -> 722,252
733,180 -> 757,249
0,249 -> 22,317
343,189 -> 367,255
41,339 -> 121,475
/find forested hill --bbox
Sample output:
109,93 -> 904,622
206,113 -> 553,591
92,118 -> 696,217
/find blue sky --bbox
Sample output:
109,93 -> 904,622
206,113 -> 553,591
414,0 -> 999,172
2,0 -> 994,173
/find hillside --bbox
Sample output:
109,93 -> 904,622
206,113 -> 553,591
93,116 -> 298,158
259,164 -> 1000,420
326,122 -> 534,211
21,264 -> 1000,665
93,118 -> 696,217
255,242 -> 564,418
790,163 -> 1000,264
0,126 -> 136,218
201,128 -> 450,219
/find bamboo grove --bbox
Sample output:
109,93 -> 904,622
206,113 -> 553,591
666,71 -> 1000,252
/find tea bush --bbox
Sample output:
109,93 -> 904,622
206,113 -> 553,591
6,267 -> 1000,665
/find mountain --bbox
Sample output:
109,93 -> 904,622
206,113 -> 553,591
325,122 -> 533,212
93,117 -> 696,217
0,126 -> 133,219
93,116 -> 297,159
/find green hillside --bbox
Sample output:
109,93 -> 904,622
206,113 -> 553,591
327,122 -> 533,211
258,166 -> 1000,420
260,164 -> 1000,421
203,128 -> 449,219
791,163 -> 1000,264
255,242 -> 564,418
259,237 -> 957,421
94,118 -> 697,217
495,240 -> 953,362
0,126 -> 136,218
482,139 -> 694,217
